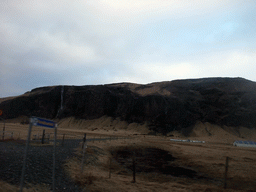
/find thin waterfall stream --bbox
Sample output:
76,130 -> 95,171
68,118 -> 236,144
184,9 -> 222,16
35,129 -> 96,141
56,85 -> 64,118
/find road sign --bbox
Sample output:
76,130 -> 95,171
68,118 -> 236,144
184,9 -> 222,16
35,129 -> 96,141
31,117 -> 55,128
20,117 -> 57,192
0,110 -> 2,116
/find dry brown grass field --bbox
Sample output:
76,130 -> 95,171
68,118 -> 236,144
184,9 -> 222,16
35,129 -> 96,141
1,116 -> 256,191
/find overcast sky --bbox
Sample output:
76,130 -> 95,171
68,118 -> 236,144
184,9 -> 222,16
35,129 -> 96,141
1,1 -> 256,97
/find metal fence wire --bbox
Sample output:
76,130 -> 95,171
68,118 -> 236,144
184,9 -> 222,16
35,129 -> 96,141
0,132 -> 82,191
0,122 -> 131,191
226,156 -> 256,190
1,122 -> 256,191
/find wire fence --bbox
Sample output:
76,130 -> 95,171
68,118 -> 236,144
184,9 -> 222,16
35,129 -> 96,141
225,155 -> 256,190
0,122 -> 256,191
0,122 -> 129,141
0,122 -> 133,191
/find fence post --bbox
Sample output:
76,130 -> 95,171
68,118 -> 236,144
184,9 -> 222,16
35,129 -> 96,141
132,154 -> 136,183
2,126 -> 5,140
109,157 -> 112,179
1,118 -> 5,140
81,134 -> 87,173
42,129 -> 45,144
61,134 -> 65,146
52,126 -> 57,192
82,133 -> 86,149
224,156 -> 229,189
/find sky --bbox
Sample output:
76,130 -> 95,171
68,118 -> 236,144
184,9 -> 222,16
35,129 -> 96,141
1,0 -> 256,97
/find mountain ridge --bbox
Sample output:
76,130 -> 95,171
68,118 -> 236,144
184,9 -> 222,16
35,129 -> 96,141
1,77 -> 256,134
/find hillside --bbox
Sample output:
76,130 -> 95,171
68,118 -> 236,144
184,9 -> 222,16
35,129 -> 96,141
1,77 -> 256,135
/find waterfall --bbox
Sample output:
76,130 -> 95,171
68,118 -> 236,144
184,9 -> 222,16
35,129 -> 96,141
56,86 -> 64,118
60,85 -> 64,110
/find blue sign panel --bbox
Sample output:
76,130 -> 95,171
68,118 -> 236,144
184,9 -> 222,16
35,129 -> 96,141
31,117 -> 56,128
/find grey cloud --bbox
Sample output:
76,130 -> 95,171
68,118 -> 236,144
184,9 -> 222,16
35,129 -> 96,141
1,1 -> 256,97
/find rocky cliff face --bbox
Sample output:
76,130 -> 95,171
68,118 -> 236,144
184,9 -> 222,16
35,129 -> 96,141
1,77 -> 256,134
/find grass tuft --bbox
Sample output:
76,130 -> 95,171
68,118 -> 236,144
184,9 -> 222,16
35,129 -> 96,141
75,172 -> 96,185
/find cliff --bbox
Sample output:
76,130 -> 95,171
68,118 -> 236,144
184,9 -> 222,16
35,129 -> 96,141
1,77 -> 256,134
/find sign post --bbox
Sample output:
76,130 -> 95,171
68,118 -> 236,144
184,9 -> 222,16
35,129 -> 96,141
20,121 -> 33,192
20,117 -> 57,192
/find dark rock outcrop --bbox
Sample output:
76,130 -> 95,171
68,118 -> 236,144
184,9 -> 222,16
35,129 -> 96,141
1,77 -> 256,134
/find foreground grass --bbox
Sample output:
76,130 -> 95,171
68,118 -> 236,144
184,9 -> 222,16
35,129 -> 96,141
64,137 -> 244,192
2,122 -> 256,192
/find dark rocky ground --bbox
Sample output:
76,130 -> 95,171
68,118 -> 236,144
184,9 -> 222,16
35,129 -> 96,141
111,146 -> 219,184
0,139 -> 83,191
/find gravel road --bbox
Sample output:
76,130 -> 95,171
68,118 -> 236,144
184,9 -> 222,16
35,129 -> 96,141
0,139 -> 83,191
